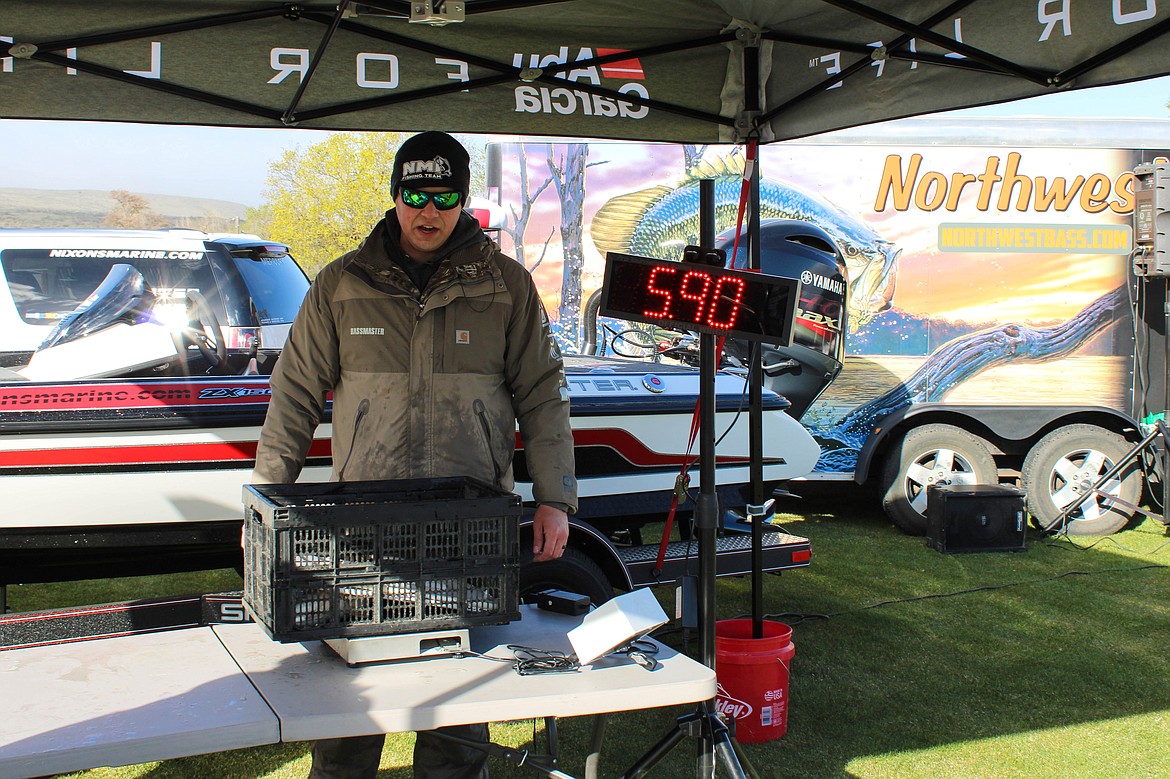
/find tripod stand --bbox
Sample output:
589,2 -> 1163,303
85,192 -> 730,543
617,328 -> 754,779
1051,261 -> 1170,533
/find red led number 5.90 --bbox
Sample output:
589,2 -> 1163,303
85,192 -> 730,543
601,252 -> 798,345
644,266 -> 746,330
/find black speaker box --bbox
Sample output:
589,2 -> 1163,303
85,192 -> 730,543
926,485 -> 1027,553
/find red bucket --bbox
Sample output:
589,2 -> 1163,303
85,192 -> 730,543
714,619 -> 795,743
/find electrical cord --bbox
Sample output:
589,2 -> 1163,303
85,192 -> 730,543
457,639 -> 663,675
616,638 -> 661,670
509,644 -> 580,675
748,559 -> 1168,628
1043,530 -> 1170,555
454,644 -> 580,675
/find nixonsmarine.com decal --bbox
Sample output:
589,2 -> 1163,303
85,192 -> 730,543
0,382 -> 273,410
48,249 -> 206,260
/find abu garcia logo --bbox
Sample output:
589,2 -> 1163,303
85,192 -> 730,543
513,46 -> 649,119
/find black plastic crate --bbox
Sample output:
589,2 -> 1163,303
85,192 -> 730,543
242,477 -> 522,642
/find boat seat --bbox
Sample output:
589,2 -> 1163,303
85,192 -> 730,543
6,271 -> 41,293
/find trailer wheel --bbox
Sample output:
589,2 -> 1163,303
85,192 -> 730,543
520,547 -> 614,604
880,424 -> 998,535
1021,425 -> 1141,536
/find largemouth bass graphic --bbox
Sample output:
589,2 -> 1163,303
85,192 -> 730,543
590,151 -> 901,330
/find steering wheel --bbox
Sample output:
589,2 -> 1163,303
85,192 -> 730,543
607,326 -> 659,360
182,291 -> 228,370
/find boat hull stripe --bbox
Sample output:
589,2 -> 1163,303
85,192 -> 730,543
1,429 -> 779,471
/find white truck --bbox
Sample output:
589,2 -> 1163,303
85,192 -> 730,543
487,117 -> 1170,536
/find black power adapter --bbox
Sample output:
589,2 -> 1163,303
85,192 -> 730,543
534,589 -> 592,616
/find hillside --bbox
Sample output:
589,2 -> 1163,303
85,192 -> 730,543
0,188 -> 250,231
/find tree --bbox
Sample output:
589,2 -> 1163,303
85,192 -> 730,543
247,132 -> 489,278
103,190 -> 168,229
502,146 -> 555,271
246,132 -> 406,277
548,144 -> 588,344
683,144 -> 708,171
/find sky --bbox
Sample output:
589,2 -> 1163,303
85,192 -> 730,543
1,75 -> 1169,208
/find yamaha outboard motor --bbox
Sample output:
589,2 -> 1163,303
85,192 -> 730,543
716,219 -> 847,420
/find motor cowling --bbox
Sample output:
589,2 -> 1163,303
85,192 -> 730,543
716,219 -> 847,420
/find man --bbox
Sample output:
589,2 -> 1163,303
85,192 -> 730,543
252,130 -> 578,779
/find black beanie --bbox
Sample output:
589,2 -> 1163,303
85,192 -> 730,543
391,131 -> 471,201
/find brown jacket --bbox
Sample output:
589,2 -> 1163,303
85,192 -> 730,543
253,212 -> 577,511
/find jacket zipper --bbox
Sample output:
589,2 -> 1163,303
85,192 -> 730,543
336,398 -> 370,482
473,398 -> 505,485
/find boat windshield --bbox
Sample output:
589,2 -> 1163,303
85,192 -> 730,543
37,264 -> 156,351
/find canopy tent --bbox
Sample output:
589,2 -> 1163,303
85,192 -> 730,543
5,0 -> 1169,663
2,0 -> 1170,144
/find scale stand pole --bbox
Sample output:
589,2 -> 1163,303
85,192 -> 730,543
696,330 -> 719,777
618,323 -> 748,779
618,179 -> 754,779
698,180 -> 748,779
1143,274 -> 1170,526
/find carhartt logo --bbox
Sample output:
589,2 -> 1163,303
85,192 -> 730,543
455,329 -> 470,345
401,156 -> 452,180
350,327 -> 385,336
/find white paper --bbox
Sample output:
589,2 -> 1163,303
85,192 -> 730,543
567,587 -> 668,665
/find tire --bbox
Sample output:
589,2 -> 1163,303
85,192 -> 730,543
1021,424 -> 1141,536
880,424 -> 998,535
520,546 -> 614,604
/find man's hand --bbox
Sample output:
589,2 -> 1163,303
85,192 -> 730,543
532,504 -> 569,562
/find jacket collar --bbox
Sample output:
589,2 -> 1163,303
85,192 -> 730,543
349,211 -> 496,296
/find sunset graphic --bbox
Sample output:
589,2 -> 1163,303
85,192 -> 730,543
496,141 -> 1135,330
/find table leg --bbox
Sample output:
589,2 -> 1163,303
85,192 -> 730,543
585,713 -> 607,779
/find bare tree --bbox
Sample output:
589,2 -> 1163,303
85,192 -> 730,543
503,146 -> 555,271
683,144 -> 708,171
103,190 -> 168,229
547,143 -> 588,342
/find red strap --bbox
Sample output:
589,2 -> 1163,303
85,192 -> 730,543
729,138 -> 758,271
654,398 -> 702,571
652,336 -> 726,572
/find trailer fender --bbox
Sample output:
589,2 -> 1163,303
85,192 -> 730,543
519,516 -> 634,597
854,404 -> 1140,484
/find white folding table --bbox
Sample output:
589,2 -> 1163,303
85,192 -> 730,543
0,606 -> 715,779
0,626 -> 279,779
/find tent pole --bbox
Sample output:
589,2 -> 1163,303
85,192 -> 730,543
741,35 -> 767,640
282,1 -> 351,124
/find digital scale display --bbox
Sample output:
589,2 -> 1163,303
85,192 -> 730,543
600,252 -> 798,345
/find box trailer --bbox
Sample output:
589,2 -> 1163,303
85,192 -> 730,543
487,117 -> 1170,536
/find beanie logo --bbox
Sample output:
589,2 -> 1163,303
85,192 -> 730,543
401,156 -> 452,180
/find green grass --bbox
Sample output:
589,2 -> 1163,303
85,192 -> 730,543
9,484 -> 1170,778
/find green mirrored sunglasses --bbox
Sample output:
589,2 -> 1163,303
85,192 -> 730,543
400,188 -> 462,210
